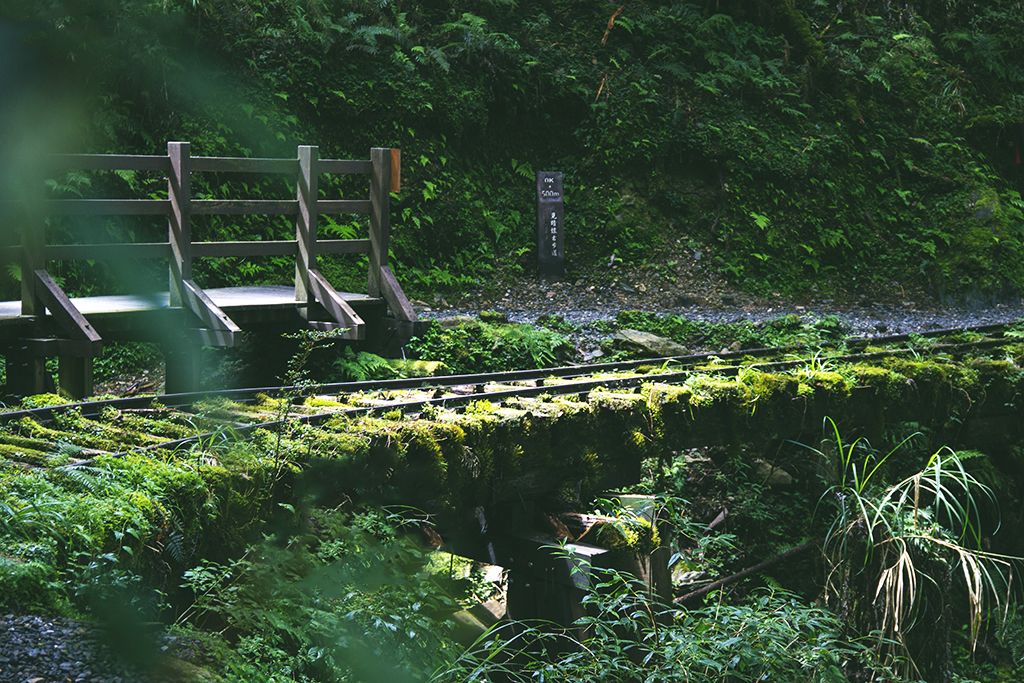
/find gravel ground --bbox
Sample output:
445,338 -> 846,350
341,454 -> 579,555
413,263 -> 1024,351
0,614 -> 196,683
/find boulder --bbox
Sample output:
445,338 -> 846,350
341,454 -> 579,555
433,315 -> 478,330
753,458 -> 793,486
607,329 -> 688,357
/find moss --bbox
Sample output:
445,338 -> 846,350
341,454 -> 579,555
13,417 -> 119,452
20,393 -> 70,409
851,364 -> 908,403
594,516 -> 661,558
683,375 -> 749,408
306,396 -> 348,408
0,442 -> 53,465
797,370 -> 851,398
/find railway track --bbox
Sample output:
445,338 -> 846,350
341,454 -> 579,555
0,320 -> 1020,465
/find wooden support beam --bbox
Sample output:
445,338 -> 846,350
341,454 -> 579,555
32,270 -> 102,350
307,269 -> 364,340
32,269 -> 101,398
164,343 -> 200,394
379,264 -> 418,324
59,356 -> 93,399
182,279 -> 242,346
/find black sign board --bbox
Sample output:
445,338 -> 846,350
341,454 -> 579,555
536,171 -> 564,278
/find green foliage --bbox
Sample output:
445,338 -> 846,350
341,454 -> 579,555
330,348 -> 399,383
407,318 -> 572,373
92,342 -> 163,383
613,310 -> 848,352
809,418 -> 1016,680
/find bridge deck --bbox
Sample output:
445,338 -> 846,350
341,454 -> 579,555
0,285 -> 379,325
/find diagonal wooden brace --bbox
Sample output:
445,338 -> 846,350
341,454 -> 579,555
307,269 -> 364,340
379,265 -> 418,324
182,279 -> 242,346
33,269 -> 102,356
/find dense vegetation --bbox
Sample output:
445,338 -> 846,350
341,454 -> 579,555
4,2 -> 1024,681
3,0 -> 1024,302
3,339 -> 1024,680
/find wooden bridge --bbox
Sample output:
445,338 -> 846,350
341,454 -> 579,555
0,142 -> 424,398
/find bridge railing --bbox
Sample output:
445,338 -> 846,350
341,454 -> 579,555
3,142 -> 416,344
0,141 -> 419,397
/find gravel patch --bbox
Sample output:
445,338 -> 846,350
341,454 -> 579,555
0,614 -> 200,683
413,271 -> 1024,352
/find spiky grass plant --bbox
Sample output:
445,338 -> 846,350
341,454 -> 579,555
811,418 -> 1016,681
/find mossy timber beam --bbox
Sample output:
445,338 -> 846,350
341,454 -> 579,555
4,142 -> 418,397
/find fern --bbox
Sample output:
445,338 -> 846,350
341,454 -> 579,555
332,348 -> 398,382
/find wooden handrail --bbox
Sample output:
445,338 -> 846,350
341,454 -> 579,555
16,142 -> 412,343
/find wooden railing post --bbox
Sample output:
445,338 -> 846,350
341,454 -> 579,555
10,162 -> 52,394
295,145 -> 319,303
168,141 -> 192,307
368,147 -> 391,298
20,165 -> 45,316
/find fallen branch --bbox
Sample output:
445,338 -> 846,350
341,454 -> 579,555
673,539 -> 819,605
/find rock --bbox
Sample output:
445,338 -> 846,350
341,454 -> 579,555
608,329 -> 688,357
478,310 -> 508,324
753,459 -> 793,486
434,315 -> 478,330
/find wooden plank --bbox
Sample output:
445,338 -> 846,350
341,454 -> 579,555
46,199 -> 171,215
307,320 -> 343,332
168,141 -> 192,307
379,264 -> 417,323
191,157 -> 299,174
191,199 -> 297,215
33,270 -> 103,343
390,149 -> 401,193
316,199 -> 372,214
46,154 -> 171,172
46,243 -> 172,261
318,159 -> 373,175
193,241 -> 298,257
316,239 -> 371,254
185,327 -> 241,347
307,268 -> 364,340
182,279 -> 242,336
367,148 -> 391,298
25,338 -> 102,357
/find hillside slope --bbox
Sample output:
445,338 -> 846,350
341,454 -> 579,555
3,0 -> 1023,303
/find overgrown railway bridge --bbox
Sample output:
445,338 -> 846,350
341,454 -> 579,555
2,326 -> 1023,625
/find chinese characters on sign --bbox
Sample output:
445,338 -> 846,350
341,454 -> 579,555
536,171 -> 564,279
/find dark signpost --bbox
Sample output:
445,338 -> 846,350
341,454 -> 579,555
536,171 -> 564,279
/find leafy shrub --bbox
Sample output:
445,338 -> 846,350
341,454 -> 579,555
407,319 -> 572,373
